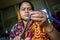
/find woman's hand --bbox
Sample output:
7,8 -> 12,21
30,11 -> 47,25
25,37 -> 30,40
14,36 -> 30,40
14,36 -> 20,40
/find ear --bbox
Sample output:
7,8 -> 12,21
17,11 -> 21,20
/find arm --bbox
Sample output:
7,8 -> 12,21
10,23 -> 23,40
43,21 -> 60,40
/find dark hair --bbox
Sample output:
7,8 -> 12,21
19,1 -> 34,10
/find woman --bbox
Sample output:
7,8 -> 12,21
10,1 -> 60,40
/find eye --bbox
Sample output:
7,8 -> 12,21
27,7 -> 32,10
21,8 -> 25,11
28,8 -> 32,10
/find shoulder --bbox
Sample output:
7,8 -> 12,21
11,20 -> 23,32
10,20 -> 24,38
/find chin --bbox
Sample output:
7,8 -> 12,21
22,17 -> 28,21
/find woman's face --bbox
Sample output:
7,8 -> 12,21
20,2 -> 32,21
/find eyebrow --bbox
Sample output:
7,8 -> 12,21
21,6 -> 31,8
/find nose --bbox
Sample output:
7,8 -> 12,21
25,8 -> 29,13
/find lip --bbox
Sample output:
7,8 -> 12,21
24,14 -> 29,17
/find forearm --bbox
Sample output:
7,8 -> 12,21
43,21 -> 60,40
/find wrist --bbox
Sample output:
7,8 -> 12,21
45,25 -> 54,33
41,20 -> 49,26
42,20 -> 54,33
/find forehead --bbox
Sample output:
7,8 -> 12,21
20,2 -> 31,8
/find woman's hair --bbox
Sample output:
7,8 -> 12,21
19,1 -> 34,10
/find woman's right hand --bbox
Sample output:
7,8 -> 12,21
14,36 -> 20,40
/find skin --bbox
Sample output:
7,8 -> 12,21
20,2 -> 46,25
20,2 -> 32,21
13,2 -> 60,40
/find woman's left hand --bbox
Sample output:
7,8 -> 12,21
25,37 -> 30,40
30,11 -> 47,25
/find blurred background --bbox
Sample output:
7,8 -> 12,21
0,0 -> 60,40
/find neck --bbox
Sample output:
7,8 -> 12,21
23,20 -> 27,27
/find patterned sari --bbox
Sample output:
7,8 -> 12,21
10,20 -> 50,40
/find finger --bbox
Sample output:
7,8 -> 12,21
31,17 -> 43,21
40,18 -> 47,25
31,13 -> 43,18
30,11 -> 42,15
31,17 -> 46,24
31,14 -> 46,20
14,36 -> 20,40
30,11 -> 44,18
42,12 -> 47,18
25,37 -> 30,40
